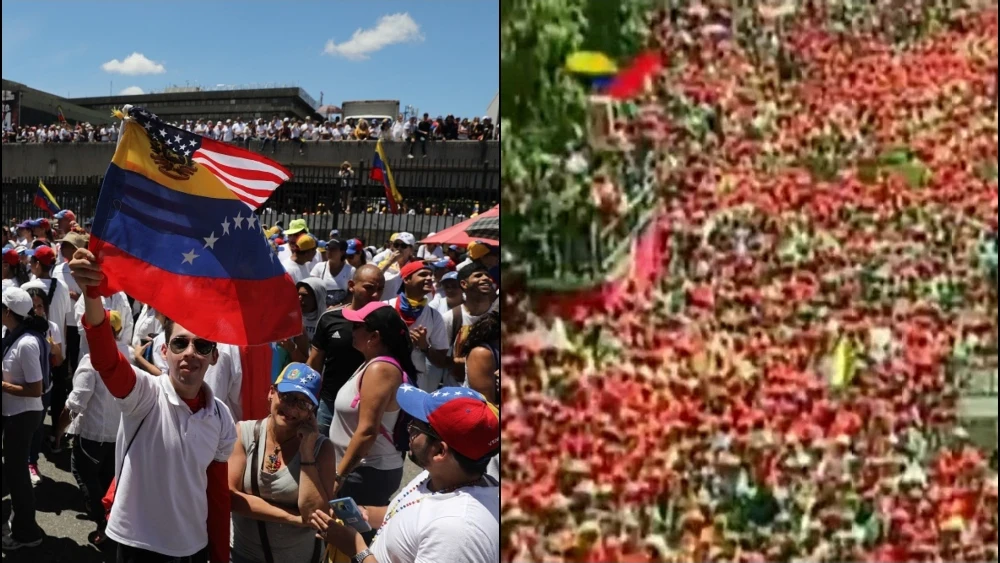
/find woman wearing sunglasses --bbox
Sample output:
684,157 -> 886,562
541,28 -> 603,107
229,363 -> 336,563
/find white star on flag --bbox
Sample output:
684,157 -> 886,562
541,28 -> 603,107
203,232 -> 219,249
221,219 -> 231,235
181,249 -> 199,264
234,212 -> 245,230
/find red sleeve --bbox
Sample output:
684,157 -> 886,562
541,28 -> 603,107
206,460 -> 231,563
82,309 -> 136,398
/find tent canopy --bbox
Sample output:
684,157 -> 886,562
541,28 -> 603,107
421,205 -> 499,246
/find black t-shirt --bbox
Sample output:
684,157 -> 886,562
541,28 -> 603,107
417,120 -> 432,139
311,309 -> 365,403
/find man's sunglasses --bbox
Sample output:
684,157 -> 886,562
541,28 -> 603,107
168,336 -> 217,356
392,242 -> 410,249
408,420 -> 440,441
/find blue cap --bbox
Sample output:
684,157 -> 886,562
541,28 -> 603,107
345,239 -> 361,256
440,271 -> 459,282
273,363 -> 321,406
317,240 -> 328,249
448,245 -> 460,252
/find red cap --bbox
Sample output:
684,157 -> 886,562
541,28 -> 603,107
397,384 -> 500,460
400,260 -> 431,280
2,248 -> 19,266
27,245 -> 56,266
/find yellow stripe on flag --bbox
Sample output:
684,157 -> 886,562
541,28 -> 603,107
113,121 -> 239,201
831,336 -> 857,389
37,180 -> 60,209
375,138 -> 403,205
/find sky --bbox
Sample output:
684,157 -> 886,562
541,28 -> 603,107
1,1 -> 499,119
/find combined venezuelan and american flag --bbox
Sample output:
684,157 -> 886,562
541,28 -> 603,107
87,105 -> 301,345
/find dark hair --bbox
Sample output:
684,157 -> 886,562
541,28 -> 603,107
24,287 -> 50,318
2,304 -> 50,334
162,317 -> 176,340
5,261 -> 30,286
458,262 -> 488,282
364,311 -> 418,379
461,310 -> 500,357
451,446 -> 497,477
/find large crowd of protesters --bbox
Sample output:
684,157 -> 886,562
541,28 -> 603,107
2,210 -> 500,562
2,113 -> 500,150
498,1 -> 997,563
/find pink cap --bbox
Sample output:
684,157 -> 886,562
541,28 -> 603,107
342,301 -> 392,323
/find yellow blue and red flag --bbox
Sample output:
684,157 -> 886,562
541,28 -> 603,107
369,138 -> 402,214
33,180 -> 61,215
87,106 -> 300,345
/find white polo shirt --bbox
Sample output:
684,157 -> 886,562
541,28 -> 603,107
105,370 -> 237,557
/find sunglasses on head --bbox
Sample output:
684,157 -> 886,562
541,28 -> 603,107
168,336 -> 217,356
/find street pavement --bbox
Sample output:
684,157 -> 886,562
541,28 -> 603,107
3,419 -> 422,563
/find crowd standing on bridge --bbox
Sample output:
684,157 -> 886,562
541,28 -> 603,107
2,113 -> 499,147
2,211 -> 501,562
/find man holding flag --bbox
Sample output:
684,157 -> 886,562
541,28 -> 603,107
66,105 -> 301,563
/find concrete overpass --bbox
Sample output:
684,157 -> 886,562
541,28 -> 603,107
1,140 -> 500,179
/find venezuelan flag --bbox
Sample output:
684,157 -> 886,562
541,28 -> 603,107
88,108 -> 301,345
369,138 -> 402,214
33,180 -> 61,215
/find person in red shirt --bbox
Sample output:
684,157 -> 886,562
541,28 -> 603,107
69,249 -> 235,563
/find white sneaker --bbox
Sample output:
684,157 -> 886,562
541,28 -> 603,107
1,533 -> 42,551
28,464 -> 41,486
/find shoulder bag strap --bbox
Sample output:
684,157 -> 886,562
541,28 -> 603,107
450,307 -> 463,353
351,358 -> 406,444
45,277 -> 58,306
250,419 -> 275,563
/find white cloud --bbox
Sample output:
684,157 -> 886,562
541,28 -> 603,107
101,52 -> 165,75
324,13 -> 423,60
119,86 -> 145,96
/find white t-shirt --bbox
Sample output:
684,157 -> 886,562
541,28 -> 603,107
280,256 -> 314,285
32,277 -> 71,347
371,470 -> 500,563
75,292 -> 135,361
105,371 -> 237,557
204,344 -> 243,421
385,298 -> 447,379
131,304 -> 162,348
1,331 -> 46,416
310,261 -> 355,296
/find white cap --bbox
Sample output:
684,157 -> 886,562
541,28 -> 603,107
396,232 -> 416,246
2,286 -> 33,317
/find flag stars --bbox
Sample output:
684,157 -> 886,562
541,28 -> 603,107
233,212 -> 245,230
174,135 -> 183,145
181,249 -> 200,265
246,214 -> 258,230
203,232 -> 219,249
221,219 -> 231,235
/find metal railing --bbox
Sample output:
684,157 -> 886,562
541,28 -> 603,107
2,158 -> 498,245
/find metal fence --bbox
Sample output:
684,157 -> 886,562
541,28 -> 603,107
2,158 -> 498,244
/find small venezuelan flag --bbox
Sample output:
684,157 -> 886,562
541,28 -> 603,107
33,180 -> 61,215
88,106 -> 301,345
369,138 -> 402,214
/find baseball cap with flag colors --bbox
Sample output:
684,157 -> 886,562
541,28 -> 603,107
274,362 -> 322,406
397,385 -> 500,460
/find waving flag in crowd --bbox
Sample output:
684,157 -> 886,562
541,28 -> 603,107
87,105 -> 301,345
33,180 -> 61,215
370,138 -> 403,213
56,105 -> 66,124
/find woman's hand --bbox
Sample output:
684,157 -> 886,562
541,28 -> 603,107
134,341 -> 151,363
297,412 -> 320,455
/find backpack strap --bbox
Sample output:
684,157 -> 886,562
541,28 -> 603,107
350,357 -> 408,444
250,419 -> 275,563
45,277 -> 58,307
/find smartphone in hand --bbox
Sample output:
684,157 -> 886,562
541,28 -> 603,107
329,497 -> 371,533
